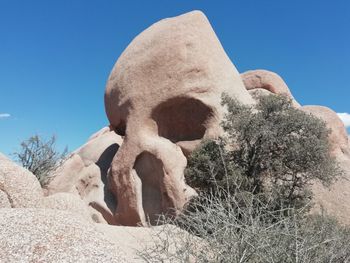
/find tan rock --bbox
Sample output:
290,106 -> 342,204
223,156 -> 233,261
46,127 -> 122,224
41,192 -> 93,222
88,125 -> 113,141
0,153 -> 43,208
0,190 -> 11,208
0,152 -> 96,222
302,106 -> 350,225
0,206 -> 199,262
241,69 -> 300,107
311,158 -> 350,225
104,11 -> 254,226
0,208 -> 127,262
96,223 -> 200,262
302,105 -> 349,157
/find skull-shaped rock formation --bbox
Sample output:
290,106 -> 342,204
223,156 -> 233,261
105,11 -> 254,226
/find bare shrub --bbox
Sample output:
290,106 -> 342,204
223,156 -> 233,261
140,192 -> 350,262
12,135 -> 67,186
139,94 -> 348,262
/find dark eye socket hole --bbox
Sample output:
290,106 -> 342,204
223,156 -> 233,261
151,97 -> 213,143
115,120 -> 126,136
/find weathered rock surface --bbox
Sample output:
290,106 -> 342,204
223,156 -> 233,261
96,223 -> 200,262
0,152 -> 93,222
302,105 -> 349,158
0,208 -> 127,262
0,207 -> 199,262
0,152 -> 43,208
299,106 -> 350,225
241,69 -> 301,107
0,152 -> 196,262
41,192 -> 93,222
105,10 -> 254,226
0,190 -> 11,208
46,126 -> 122,224
311,157 -> 350,225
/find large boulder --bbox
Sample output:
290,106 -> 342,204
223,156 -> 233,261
41,192 -> 93,222
302,105 -> 349,158
104,10 -> 254,226
311,158 -> 350,225
300,106 -> 350,224
0,152 -> 93,222
96,223 -> 200,262
0,208 -> 127,262
241,69 -> 301,107
0,190 -> 11,208
0,207 -> 199,262
0,152 -> 196,261
46,127 -> 123,224
0,153 -> 43,208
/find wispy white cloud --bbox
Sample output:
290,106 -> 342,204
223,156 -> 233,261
337,112 -> 350,128
0,113 -> 11,119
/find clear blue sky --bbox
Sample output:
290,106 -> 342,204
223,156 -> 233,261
1,0 -> 349,156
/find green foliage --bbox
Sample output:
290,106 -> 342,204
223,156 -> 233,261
12,135 -> 67,186
141,94 -> 348,262
185,94 -> 342,210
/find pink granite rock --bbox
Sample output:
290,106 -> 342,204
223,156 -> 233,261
105,11 -> 254,226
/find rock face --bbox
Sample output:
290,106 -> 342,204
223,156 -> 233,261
0,209 -> 126,262
46,126 -> 123,224
41,192 -> 93,222
0,152 -> 195,262
104,10 -> 254,226
302,106 -> 349,158
0,208 -> 197,262
241,69 -> 301,107
0,152 -> 43,208
301,106 -> 350,225
0,152 -> 93,221
311,157 -> 350,225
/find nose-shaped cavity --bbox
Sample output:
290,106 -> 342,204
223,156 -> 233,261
151,97 -> 214,143
133,151 -> 168,224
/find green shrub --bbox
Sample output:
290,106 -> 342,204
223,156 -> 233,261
185,94 -> 343,210
141,94 -> 348,262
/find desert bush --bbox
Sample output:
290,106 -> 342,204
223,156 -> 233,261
140,94 -> 347,262
12,135 -> 67,186
185,94 -> 343,210
139,94 -> 349,262
140,192 -> 350,263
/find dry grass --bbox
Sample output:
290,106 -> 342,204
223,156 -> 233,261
139,192 -> 350,263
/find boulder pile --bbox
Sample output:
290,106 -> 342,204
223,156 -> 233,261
1,10 -> 350,262
44,11 -> 350,227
